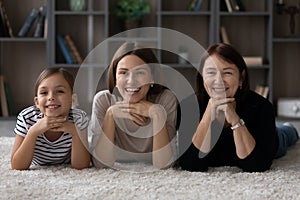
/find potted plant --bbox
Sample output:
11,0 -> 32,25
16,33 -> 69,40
114,0 -> 151,30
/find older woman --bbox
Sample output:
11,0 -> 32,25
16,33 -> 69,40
179,43 -> 298,172
90,42 -> 178,169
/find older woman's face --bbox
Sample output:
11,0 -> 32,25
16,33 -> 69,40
202,54 -> 242,99
116,54 -> 153,103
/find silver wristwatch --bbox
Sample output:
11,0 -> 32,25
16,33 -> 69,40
231,119 -> 245,130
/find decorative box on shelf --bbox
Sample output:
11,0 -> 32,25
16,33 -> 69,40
278,98 -> 300,118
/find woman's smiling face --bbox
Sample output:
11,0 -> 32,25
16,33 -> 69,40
203,54 -> 242,99
116,54 -> 153,103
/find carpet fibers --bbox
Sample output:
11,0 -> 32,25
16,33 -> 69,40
1,137 -> 300,200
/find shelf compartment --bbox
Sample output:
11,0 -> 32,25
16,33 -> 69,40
161,0 -> 210,12
54,15 -> 106,65
0,38 -> 47,42
55,0 -> 106,12
54,11 -> 106,15
220,0 -> 269,12
219,12 -> 270,16
273,37 -> 300,43
220,16 -> 268,58
159,11 -> 211,16
161,15 -> 211,51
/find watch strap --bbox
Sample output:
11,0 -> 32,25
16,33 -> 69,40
231,119 -> 245,130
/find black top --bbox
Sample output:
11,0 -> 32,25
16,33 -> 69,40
178,90 -> 279,172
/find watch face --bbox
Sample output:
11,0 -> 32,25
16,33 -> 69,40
240,119 -> 245,125
231,119 -> 245,130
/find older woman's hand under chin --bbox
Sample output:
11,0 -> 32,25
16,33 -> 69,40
209,97 -> 240,126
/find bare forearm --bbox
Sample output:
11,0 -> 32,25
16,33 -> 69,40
233,126 -> 256,159
153,135 -> 173,168
94,110 -> 116,167
192,115 -> 212,153
71,133 -> 91,169
193,100 -> 216,151
11,134 -> 37,170
152,113 -> 173,169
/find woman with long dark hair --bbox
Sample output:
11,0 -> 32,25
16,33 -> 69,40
90,42 -> 178,169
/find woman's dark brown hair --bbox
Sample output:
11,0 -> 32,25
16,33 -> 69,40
107,41 -> 165,96
34,67 -> 74,96
196,43 -> 250,106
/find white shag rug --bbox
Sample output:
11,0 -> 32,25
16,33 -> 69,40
1,137 -> 300,200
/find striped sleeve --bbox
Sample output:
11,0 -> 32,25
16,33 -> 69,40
69,108 -> 89,131
14,106 -> 40,137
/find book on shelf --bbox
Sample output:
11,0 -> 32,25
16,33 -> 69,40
255,85 -> 269,99
188,0 -> 203,11
0,8 -> 7,37
57,34 -> 74,64
34,5 -> 47,38
64,34 -> 83,64
220,26 -> 230,44
18,8 -> 39,37
193,0 -> 203,11
188,0 -> 197,11
0,0 -> 9,37
230,0 -> 245,11
43,11 -> 48,38
0,75 -> 8,117
243,56 -> 263,66
224,0 -> 233,12
0,0 -> 13,37
223,0 -> 245,12
262,86 -> 269,99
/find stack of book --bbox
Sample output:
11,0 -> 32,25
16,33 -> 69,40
18,5 -> 47,38
243,56 -> 263,66
255,85 -> 269,99
57,34 -> 83,64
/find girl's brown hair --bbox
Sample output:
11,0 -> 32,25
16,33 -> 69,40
34,67 -> 74,96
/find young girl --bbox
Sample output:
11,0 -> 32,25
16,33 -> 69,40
11,68 -> 90,170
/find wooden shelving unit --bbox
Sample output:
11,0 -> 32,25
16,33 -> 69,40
1,0 -> 300,118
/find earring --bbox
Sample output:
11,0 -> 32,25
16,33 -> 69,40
151,84 -> 154,87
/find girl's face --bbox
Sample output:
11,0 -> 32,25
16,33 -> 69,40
116,54 -> 153,103
203,54 -> 242,99
34,73 -> 73,117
